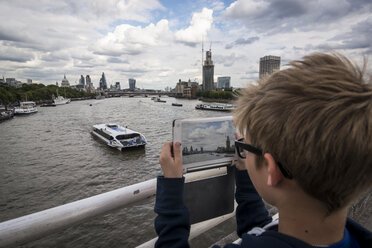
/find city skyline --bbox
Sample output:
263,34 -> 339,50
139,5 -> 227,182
0,1 -> 371,90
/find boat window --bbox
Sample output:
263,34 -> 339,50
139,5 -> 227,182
107,124 -> 118,128
116,133 -> 140,140
94,128 -> 112,140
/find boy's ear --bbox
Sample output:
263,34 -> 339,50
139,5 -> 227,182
264,153 -> 284,186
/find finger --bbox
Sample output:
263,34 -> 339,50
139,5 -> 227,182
173,142 -> 182,163
162,142 -> 173,156
159,142 -> 172,162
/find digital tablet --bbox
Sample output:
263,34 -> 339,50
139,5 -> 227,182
173,116 -> 236,173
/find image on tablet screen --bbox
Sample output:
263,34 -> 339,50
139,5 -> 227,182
181,119 -> 235,165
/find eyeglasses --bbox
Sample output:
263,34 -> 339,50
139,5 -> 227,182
235,138 -> 293,179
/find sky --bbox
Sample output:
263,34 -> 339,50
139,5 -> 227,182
0,0 -> 371,90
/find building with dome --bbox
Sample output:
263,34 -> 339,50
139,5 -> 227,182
61,74 -> 70,87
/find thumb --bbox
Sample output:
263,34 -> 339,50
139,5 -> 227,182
173,142 -> 182,163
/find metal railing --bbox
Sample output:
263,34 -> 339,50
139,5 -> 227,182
0,167 -> 232,247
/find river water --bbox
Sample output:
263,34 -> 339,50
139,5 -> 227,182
0,97 -> 237,247
0,97 -> 371,248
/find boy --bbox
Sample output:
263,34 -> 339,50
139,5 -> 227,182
154,53 -> 372,247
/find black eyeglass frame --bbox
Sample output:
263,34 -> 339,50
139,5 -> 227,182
234,138 -> 293,179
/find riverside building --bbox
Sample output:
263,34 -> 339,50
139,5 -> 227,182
217,76 -> 231,89
259,55 -> 281,79
129,78 -> 136,91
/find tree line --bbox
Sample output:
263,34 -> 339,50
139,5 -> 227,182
0,84 -> 94,105
196,90 -> 240,100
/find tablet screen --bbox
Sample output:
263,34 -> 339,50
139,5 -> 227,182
173,116 -> 236,172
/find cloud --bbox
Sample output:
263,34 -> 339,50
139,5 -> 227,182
0,46 -> 35,62
329,17 -> 372,52
120,65 -> 150,74
213,53 -> 245,67
224,0 -> 372,34
107,57 -> 129,64
92,19 -> 172,56
41,51 -> 71,62
225,36 -> 259,49
211,1 -> 225,11
175,8 -> 213,46
3,0 -> 164,24
0,29 -> 25,42
215,121 -> 230,134
188,126 -> 214,140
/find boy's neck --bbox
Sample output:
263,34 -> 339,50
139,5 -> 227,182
278,202 -> 348,246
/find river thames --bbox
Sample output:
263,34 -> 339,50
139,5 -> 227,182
0,97 -> 237,247
0,97 -> 371,247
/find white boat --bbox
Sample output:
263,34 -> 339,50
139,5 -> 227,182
91,124 -> 147,150
154,97 -> 166,103
14,101 -> 38,115
53,95 -> 71,105
195,103 -> 236,112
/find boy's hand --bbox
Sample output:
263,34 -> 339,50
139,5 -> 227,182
159,142 -> 183,178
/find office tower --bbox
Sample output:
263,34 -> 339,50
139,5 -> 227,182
217,76 -> 231,89
129,78 -> 136,91
259,55 -> 281,79
79,75 -> 85,87
202,49 -> 214,91
6,78 -> 15,85
27,79 -> 32,84
86,75 -> 92,87
99,72 -> 107,90
61,74 -> 70,87
85,75 -> 94,93
115,82 -> 121,90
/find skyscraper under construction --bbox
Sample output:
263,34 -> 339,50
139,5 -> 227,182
203,49 -> 214,91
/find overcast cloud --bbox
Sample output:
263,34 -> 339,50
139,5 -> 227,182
0,0 -> 371,89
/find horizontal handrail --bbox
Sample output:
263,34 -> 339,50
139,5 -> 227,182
0,179 -> 157,247
0,167 -> 229,247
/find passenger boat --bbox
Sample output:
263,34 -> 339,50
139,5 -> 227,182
154,97 -> 166,103
195,103 -> 236,112
91,124 -> 147,150
14,101 -> 38,115
53,95 -> 71,105
40,102 -> 56,107
0,109 -> 14,122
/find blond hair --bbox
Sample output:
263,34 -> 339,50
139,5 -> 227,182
234,53 -> 372,212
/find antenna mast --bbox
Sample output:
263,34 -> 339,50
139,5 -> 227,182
202,37 -> 204,66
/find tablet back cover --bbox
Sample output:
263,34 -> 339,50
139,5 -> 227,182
184,166 -> 235,224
